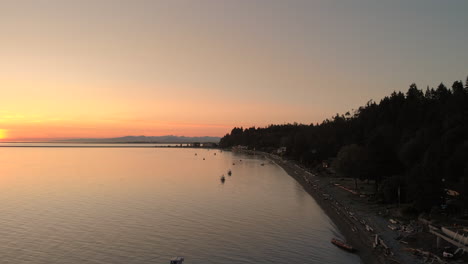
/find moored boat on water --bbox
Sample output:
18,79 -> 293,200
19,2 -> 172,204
331,238 -> 355,252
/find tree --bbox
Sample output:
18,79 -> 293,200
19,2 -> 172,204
334,144 -> 371,190
435,83 -> 451,101
452,81 -> 464,96
465,76 -> 468,91
380,175 -> 405,204
406,83 -> 423,101
219,75 -> 468,213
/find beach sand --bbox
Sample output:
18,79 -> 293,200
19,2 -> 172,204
258,152 -> 420,264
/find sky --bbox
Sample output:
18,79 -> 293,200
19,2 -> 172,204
1,0 -> 467,141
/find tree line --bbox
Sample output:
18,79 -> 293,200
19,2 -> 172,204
219,77 -> 468,213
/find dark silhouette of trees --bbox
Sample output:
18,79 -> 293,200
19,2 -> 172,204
219,75 -> 468,213
333,144 -> 370,190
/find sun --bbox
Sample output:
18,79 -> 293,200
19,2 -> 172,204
0,129 -> 8,140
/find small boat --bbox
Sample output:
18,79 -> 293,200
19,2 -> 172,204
220,175 -> 226,183
227,170 -> 232,176
170,256 -> 185,264
331,238 -> 355,252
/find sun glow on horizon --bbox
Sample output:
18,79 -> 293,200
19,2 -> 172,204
0,129 -> 8,140
1,1 -> 467,140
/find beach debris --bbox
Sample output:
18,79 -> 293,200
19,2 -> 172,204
374,235 -> 392,256
388,258 -> 401,264
442,251 -> 454,258
170,256 -> 185,264
403,248 -> 447,264
403,226 -> 414,233
335,184 -> 359,195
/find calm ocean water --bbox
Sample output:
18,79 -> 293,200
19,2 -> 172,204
0,144 -> 361,264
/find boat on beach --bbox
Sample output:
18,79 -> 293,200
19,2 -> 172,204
331,238 -> 355,252
227,169 -> 232,176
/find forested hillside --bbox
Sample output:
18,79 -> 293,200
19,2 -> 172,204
220,78 -> 468,212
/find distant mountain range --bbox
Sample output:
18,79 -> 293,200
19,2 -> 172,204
56,135 -> 220,143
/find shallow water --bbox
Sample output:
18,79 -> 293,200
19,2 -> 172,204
0,145 -> 361,263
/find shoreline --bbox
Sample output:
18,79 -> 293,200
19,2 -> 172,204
264,153 -> 385,264
241,150 -> 419,264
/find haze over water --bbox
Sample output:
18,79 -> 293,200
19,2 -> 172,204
0,145 -> 360,264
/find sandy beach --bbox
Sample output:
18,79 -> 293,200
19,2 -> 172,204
256,152 -> 421,264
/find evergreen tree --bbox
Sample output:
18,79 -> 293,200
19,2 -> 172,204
219,76 -> 468,212
465,76 -> 468,91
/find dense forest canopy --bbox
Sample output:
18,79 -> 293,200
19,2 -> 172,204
220,77 -> 468,213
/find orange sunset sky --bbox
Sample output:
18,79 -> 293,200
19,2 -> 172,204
1,1 -> 467,141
